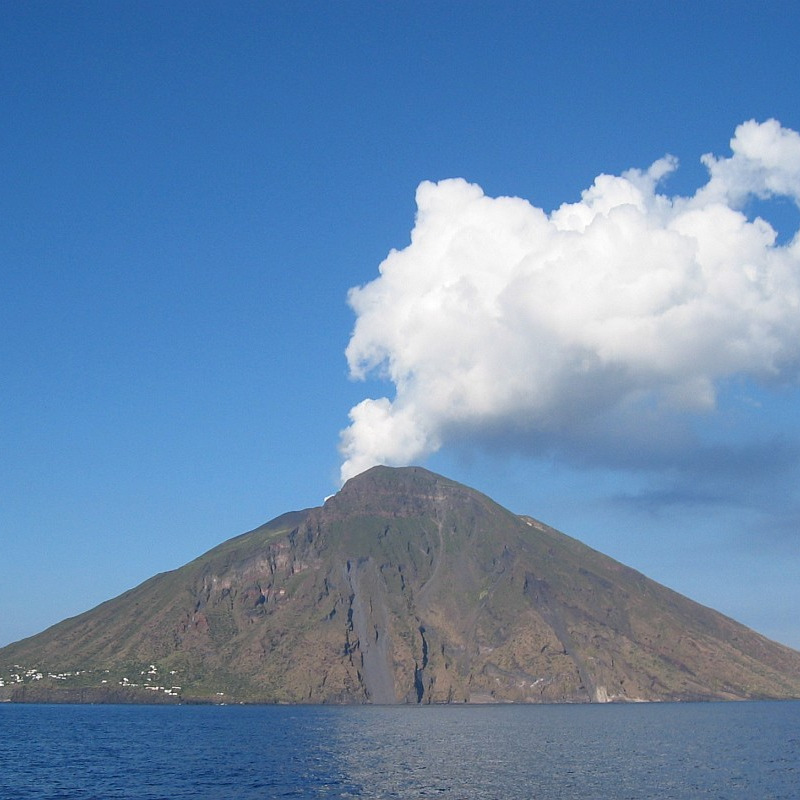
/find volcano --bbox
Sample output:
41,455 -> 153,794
3,466 -> 799,704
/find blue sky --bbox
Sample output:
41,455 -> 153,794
2,2 -> 800,650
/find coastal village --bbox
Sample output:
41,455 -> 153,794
0,663 -> 183,699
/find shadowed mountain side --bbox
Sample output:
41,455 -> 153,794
2,466 -> 800,704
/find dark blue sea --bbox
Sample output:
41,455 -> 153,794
1,701 -> 798,799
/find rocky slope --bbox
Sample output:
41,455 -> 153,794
2,466 -> 800,703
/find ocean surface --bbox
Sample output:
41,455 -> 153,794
1,701 -> 798,799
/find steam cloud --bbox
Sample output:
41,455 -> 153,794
340,120 -> 800,483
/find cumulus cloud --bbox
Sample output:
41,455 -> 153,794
339,120 -> 800,483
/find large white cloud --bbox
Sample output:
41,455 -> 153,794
339,120 -> 800,483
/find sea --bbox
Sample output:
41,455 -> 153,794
1,701 -> 798,799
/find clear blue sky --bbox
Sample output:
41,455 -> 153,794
2,2 -> 799,650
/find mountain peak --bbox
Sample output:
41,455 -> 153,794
328,465 -> 466,515
338,464 -> 459,499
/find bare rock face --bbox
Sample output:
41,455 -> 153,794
3,466 -> 800,704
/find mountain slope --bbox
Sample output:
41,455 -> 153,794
2,466 -> 799,703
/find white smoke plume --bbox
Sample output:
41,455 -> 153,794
340,120 -> 800,483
